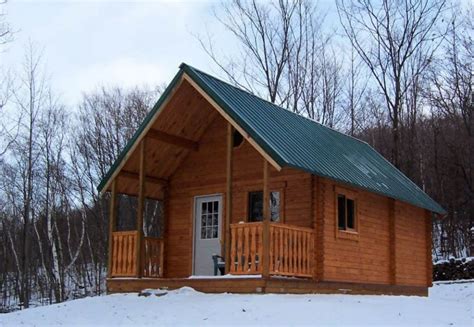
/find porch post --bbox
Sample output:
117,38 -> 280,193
262,159 -> 270,278
161,184 -> 169,278
136,139 -> 146,278
225,123 -> 233,273
107,179 -> 117,278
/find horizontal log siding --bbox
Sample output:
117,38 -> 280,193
394,202 -> 429,286
320,177 -> 429,286
166,115 -> 313,278
321,178 -> 391,284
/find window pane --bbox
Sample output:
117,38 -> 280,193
347,199 -> 355,229
213,201 -> 218,212
233,130 -> 244,147
201,227 -> 206,239
206,214 -> 212,226
248,191 -> 263,222
202,202 -> 207,214
337,195 -> 346,230
213,213 -> 218,225
212,226 -> 218,238
270,191 -> 280,222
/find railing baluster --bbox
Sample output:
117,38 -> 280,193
244,226 -> 250,272
227,222 -> 314,278
250,226 -> 256,273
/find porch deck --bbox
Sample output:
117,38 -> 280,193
106,276 -> 428,296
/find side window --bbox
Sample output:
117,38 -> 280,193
270,191 -> 280,222
248,191 -> 263,222
337,193 -> 356,231
248,191 -> 280,222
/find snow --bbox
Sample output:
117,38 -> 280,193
1,282 -> 472,326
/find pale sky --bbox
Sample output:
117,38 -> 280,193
1,0 -> 233,105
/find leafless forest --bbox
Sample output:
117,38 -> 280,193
0,0 -> 472,312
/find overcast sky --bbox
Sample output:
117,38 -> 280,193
0,0 -> 234,105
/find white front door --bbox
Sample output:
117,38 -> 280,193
193,195 -> 222,276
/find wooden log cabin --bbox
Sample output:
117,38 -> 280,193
100,63 -> 445,296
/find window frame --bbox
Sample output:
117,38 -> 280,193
245,186 -> 285,223
334,186 -> 359,239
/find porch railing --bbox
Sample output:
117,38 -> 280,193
142,237 -> 164,278
110,231 -> 164,278
111,223 -> 313,279
229,222 -> 315,278
111,231 -> 138,277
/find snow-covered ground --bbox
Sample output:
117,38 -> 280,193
1,282 -> 472,326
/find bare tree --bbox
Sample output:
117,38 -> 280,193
426,5 -> 473,258
337,0 -> 447,167
0,0 -> 11,46
201,0 -> 298,104
3,44 -> 48,308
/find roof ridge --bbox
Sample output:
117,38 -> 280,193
181,63 -> 369,146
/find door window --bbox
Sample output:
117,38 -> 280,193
200,200 -> 219,239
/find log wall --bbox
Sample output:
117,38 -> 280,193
316,178 -> 430,287
161,112 -> 430,287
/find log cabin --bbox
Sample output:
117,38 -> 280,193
100,63 -> 445,296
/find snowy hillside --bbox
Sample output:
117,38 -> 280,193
1,282 -> 472,326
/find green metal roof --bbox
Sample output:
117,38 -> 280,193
98,63 -> 445,215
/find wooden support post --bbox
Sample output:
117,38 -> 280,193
425,210 -> 433,287
225,123 -> 233,273
136,139 -> 146,278
315,176 -> 325,281
310,175 -> 318,281
389,198 -> 396,285
162,184 -> 169,278
262,160 -> 270,278
107,179 -> 117,278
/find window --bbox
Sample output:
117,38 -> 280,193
233,130 -> 244,148
200,201 -> 219,239
337,194 -> 356,231
248,191 -> 280,222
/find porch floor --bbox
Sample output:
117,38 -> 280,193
107,276 -> 428,296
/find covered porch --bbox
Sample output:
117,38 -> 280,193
101,73 -> 318,285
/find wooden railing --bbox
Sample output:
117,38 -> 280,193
111,231 -> 138,277
229,222 -> 315,278
111,231 -> 164,278
142,237 -> 164,278
270,223 -> 314,277
230,222 -> 264,274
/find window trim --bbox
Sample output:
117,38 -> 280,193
334,186 -> 359,240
